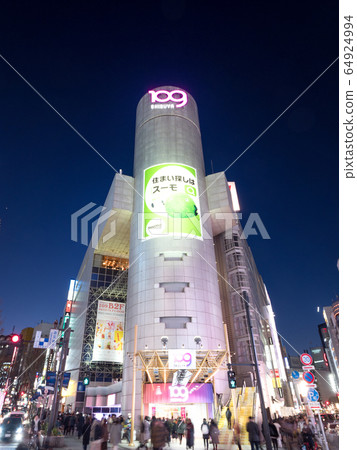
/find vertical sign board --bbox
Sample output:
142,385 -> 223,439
143,163 -> 202,240
92,301 -> 125,363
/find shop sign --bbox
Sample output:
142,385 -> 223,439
148,89 -> 188,109
168,349 -> 196,370
144,383 -> 213,405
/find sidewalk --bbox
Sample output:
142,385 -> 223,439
61,436 -> 252,450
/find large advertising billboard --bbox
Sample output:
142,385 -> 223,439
143,163 -> 202,240
92,301 -> 125,363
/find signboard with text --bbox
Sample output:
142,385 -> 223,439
144,383 -> 213,404
143,163 -> 202,240
92,301 -> 125,363
168,349 -> 196,370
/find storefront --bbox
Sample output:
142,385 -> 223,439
143,383 -> 214,433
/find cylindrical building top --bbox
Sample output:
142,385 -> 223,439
136,86 -> 200,132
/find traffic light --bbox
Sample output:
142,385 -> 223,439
0,334 -> 22,346
11,334 -> 20,343
83,377 -> 90,386
227,370 -> 237,389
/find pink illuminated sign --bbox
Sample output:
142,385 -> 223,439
148,89 -> 188,108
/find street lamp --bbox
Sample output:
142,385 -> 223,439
161,336 -> 168,349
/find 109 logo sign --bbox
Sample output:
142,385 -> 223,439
148,89 -> 188,108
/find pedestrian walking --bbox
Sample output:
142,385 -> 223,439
185,418 -> 194,450
177,417 -> 186,444
82,416 -> 91,450
268,420 -> 279,450
171,418 -> 178,441
201,418 -> 209,450
233,420 -> 242,450
246,416 -> 260,450
122,414 -> 132,442
69,413 -> 76,436
140,416 -> 151,445
226,407 -> 232,429
109,416 -> 122,450
90,417 -> 104,450
151,418 -> 168,450
209,419 -> 219,450
101,418 -> 108,449
77,413 -> 85,439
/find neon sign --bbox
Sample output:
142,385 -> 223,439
174,352 -> 192,367
168,349 -> 196,369
148,89 -> 188,109
169,386 -> 189,402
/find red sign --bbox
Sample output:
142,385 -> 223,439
65,301 -> 72,313
303,371 -> 315,384
300,353 -> 313,365
180,407 -> 186,419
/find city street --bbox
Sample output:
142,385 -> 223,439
0,441 -> 19,449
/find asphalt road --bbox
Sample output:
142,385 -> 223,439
0,440 -> 20,448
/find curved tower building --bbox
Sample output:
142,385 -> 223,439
122,87 -> 228,427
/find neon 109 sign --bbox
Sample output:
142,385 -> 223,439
148,89 -> 188,109
168,349 -> 196,369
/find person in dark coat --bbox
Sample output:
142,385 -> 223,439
226,408 -> 232,429
151,419 -> 168,450
82,416 -> 91,450
209,419 -> 219,450
246,417 -> 260,450
185,418 -> 194,450
64,414 -> 71,435
69,413 -> 76,435
77,413 -> 85,439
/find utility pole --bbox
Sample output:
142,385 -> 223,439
47,327 -> 71,437
129,325 -> 138,446
243,291 -> 273,450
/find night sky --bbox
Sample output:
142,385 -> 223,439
0,1 -> 338,356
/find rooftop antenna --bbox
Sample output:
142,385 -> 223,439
210,160 -> 214,174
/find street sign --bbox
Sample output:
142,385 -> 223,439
291,370 -> 300,379
307,388 -> 319,402
303,371 -> 315,384
302,365 -> 315,371
300,353 -> 313,365
306,383 -> 317,388
308,401 -> 321,409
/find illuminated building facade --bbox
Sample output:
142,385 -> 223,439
64,87 -> 290,426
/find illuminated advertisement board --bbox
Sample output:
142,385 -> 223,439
168,349 -> 196,370
143,163 -> 202,240
144,383 -> 213,404
92,301 -> 125,363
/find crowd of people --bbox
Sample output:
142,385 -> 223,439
25,410 -> 329,450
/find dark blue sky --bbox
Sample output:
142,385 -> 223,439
0,0 -> 338,354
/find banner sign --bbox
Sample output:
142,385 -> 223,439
34,329 -> 59,349
144,383 -> 213,404
143,163 -> 202,240
62,372 -> 71,388
92,301 -> 125,363
45,371 -> 56,388
168,349 -> 196,370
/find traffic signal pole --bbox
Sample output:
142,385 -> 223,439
47,327 -> 71,437
243,292 -> 273,450
224,323 -> 237,425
